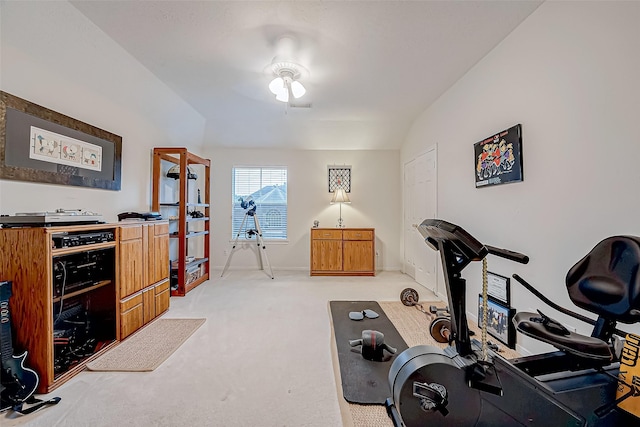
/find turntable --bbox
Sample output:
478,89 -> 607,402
0,209 -> 105,227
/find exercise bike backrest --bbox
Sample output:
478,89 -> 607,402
566,235 -> 640,325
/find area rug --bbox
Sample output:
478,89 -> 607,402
340,301 -> 521,427
86,318 -> 206,372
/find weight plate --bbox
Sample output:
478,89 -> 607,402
430,317 -> 451,344
400,288 -> 419,306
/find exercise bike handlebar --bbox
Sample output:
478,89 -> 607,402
485,245 -> 529,264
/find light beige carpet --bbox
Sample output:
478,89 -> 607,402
86,318 -> 206,372
343,301 -> 521,427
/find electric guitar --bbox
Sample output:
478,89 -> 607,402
1,281 -> 39,412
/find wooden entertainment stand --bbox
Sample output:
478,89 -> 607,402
0,221 -> 169,393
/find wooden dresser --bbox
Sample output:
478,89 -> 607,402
310,228 -> 375,276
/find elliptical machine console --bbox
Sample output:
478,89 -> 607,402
385,219 -> 640,426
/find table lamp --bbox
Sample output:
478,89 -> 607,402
331,188 -> 351,228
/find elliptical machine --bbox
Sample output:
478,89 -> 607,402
386,219 -> 640,426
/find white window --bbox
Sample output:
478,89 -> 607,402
232,167 -> 287,240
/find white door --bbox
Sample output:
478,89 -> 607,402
403,160 -> 416,278
404,146 -> 438,293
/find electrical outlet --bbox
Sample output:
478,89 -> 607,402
223,250 -> 228,256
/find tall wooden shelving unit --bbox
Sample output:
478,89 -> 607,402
152,148 -> 210,296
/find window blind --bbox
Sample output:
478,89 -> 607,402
232,167 -> 288,240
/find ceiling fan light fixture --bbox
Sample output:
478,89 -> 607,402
290,80 -> 306,99
269,59 -> 307,103
268,77 -> 286,96
275,89 -> 289,103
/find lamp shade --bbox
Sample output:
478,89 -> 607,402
330,188 -> 351,204
268,77 -> 286,96
290,80 -> 306,98
275,90 -> 289,103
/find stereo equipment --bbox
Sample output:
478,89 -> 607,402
0,209 -> 104,227
53,249 -> 114,298
52,231 -> 114,249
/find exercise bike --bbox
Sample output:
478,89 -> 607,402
386,219 -> 640,426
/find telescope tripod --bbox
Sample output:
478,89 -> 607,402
221,211 -> 274,279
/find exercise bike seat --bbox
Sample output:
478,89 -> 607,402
514,236 -> 640,362
566,235 -> 640,324
514,311 -> 612,360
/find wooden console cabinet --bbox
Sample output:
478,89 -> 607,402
0,224 -> 119,393
310,228 -> 375,276
118,222 -> 170,339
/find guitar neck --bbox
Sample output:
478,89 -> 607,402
1,281 -> 14,364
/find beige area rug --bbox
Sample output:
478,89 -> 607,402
86,318 -> 206,372
342,301 -> 521,427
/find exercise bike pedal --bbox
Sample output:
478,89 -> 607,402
466,361 -> 502,396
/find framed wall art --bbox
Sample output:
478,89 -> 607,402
328,165 -> 351,193
474,123 -> 523,188
486,271 -> 511,305
0,91 -> 122,190
477,294 -> 516,349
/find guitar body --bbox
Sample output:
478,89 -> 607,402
1,351 -> 39,411
1,280 -> 40,412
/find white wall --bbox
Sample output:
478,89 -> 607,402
402,2 -> 640,354
0,2 -> 403,273
205,148 -> 402,272
0,1 -> 205,221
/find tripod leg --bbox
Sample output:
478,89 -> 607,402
221,213 -> 248,277
253,215 -> 274,279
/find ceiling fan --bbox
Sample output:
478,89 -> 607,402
266,35 -> 312,109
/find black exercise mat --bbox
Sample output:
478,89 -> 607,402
330,301 -> 409,404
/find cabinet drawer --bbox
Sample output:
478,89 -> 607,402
120,225 -> 142,241
120,293 -> 144,339
120,305 -> 144,340
343,230 -> 373,241
154,223 -> 169,235
155,286 -> 170,315
155,279 -> 170,295
311,229 -> 342,240
120,292 -> 143,312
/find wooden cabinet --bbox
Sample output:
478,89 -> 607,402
343,229 -> 375,273
118,222 -> 170,339
152,147 -> 210,296
310,228 -> 375,276
0,224 -> 119,393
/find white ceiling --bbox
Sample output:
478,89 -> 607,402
71,1 -> 542,150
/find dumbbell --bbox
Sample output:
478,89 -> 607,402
429,305 -> 450,317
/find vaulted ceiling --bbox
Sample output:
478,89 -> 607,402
71,1 -> 542,150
